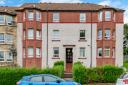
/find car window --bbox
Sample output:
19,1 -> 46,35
44,76 -> 58,82
30,76 -> 42,82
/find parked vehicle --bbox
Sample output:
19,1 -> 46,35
17,74 -> 81,85
116,72 -> 128,85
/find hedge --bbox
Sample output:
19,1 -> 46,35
73,62 -> 124,84
0,61 -> 64,85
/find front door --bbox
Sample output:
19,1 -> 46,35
66,48 -> 73,73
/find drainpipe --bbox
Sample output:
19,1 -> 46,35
90,11 -> 93,68
46,5 -> 49,68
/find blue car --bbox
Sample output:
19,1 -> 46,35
17,74 -> 81,85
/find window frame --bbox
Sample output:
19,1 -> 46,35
53,12 -> 60,22
28,11 -> 34,21
80,47 -> 85,57
98,11 -> 102,21
28,28 -> 34,39
104,48 -> 110,57
53,47 -> 59,57
97,29 -> 102,40
52,30 -> 60,40
105,28 -> 111,40
28,47 -> 34,57
98,48 -> 103,57
0,33 -> 5,43
80,13 -> 86,22
36,30 -> 41,40
105,11 -> 111,21
36,11 -> 41,21
0,15 -> 5,25
80,30 -> 86,40
36,47 -> 41,58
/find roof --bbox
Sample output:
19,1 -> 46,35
18,3 -> 124,12
0,6 -> 17,15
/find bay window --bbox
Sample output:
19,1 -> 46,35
36,30 -> 41,40
36,48 -> 40,58
28,29 -> 34,39
105,48 -> 110,57
105,11 -> 111,21
28,11 -> 34,20
105,29 -> 110,40
98,29 -> 102,40
28,47 -> 34,57
36,11 -> 41,21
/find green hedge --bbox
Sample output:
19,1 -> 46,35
73,62 -> 123,84
54,61 -> 64,66
0,62 -> 64,85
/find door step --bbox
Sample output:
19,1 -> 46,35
64,73 -> 72,78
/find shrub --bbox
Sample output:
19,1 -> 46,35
0,65 -> 64,85
54,61 -> 64,66
124,60 -> 128,70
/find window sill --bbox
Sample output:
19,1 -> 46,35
78,57 -> 87,59
52,40 -> 61,42
52,57 -> 60,59
79,39 -> 87,42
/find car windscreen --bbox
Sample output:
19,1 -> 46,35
120,73 -> 128,79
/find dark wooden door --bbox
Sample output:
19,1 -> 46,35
66,48 -> 73,73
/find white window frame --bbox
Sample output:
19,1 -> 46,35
5,34 -> 13,44
36,11 -> 41,21
0,33 -> 5,43
80,30 -> 86,40
36,30 -> 41,40
0,51 -> 13,62
98,29 -> 102,40
28,29 -> 34,39
105,48 -> 110,57
53,13 -> 59,22
0,51 -> 4,62
53,47 -> 59,57
6,16 -> 13,25
105,11 -> 111,21
0,15 -> 5,25
28,47 -> 34,57
98,11 -> 102,21
36,47 -> 40,58
105,29 -> 110,40
80,13 -> 86,22
28,11 -> 34,20
98,48 -> 102,57
52,30 -> 60,40
80,47 -> 85,57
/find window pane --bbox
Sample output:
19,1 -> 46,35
105,48 -> 110,56
80,30 -> 85,39
30,76 -> 42,82
0,15 -> 4,24
105,11 -> 111,21
28,29 -> 34,39
98,29 -> 102,40
53,13 -> 59,22
0,51 -> 4,61
80,48 -> 85,57
28,12 -> 34,20
28,47 -> 34,57
6,52 -> 12,61
5,34 -> 13,43
98,12 -> 102,21
36,11 -> 41,21
105,29 -> 110,39
53,30 -> 60,40
7,16 -> 13,24
80,13 -> 86,22
36,30 -> 41,40
98,48 -> 102,57
53,47 -> 59,57
0,33 -> 4,43
36,48 -> 40,58
44,76 -> 58,82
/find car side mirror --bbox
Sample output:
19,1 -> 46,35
56,80 -> 61,83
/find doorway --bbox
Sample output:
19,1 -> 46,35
66,48 -> 73,73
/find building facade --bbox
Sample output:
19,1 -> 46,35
0,7 -> 17,66
0,3 -> 124,72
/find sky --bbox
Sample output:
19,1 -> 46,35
0,0 -> 128,23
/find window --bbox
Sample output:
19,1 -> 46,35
23,48 -> 26,58
0,33 -> 4,43
105,11 -> 111,21
6,16 -> 13,24
23,30 -> 26,40
105,48 -> 110,57
98,29 -> 102,40
6,52 -> 12,61
44,76 -> 58,82
112,48 -> 115,58
36,48 -> 40,58
53,47 -> 59,57
5,34 -> 13,43
80,30 -> 86,40
80,47 -> 85,57
36,11 -> 41,21
36,30 -> 41,40
80,13 -> 86,22
30,76 -> 42,82
0,51 -> 4,61
0,15 -> 4,24
53,13 -> 59,22
28,11 -> 34,20
28,29 -> 34,39
98,48 -> 102,57
105,29 -> 110,40
53,30 -> 60,40
28,47 -> 34,57
98,11 -> 102,21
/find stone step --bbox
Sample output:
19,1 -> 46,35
64,73 -> 72,78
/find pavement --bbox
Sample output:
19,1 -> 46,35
84,83 -> 115,85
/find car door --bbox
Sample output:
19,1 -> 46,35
43,75 -> 60,85
28,76 -> 45,85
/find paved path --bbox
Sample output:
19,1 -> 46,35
84,83 -> 115,85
